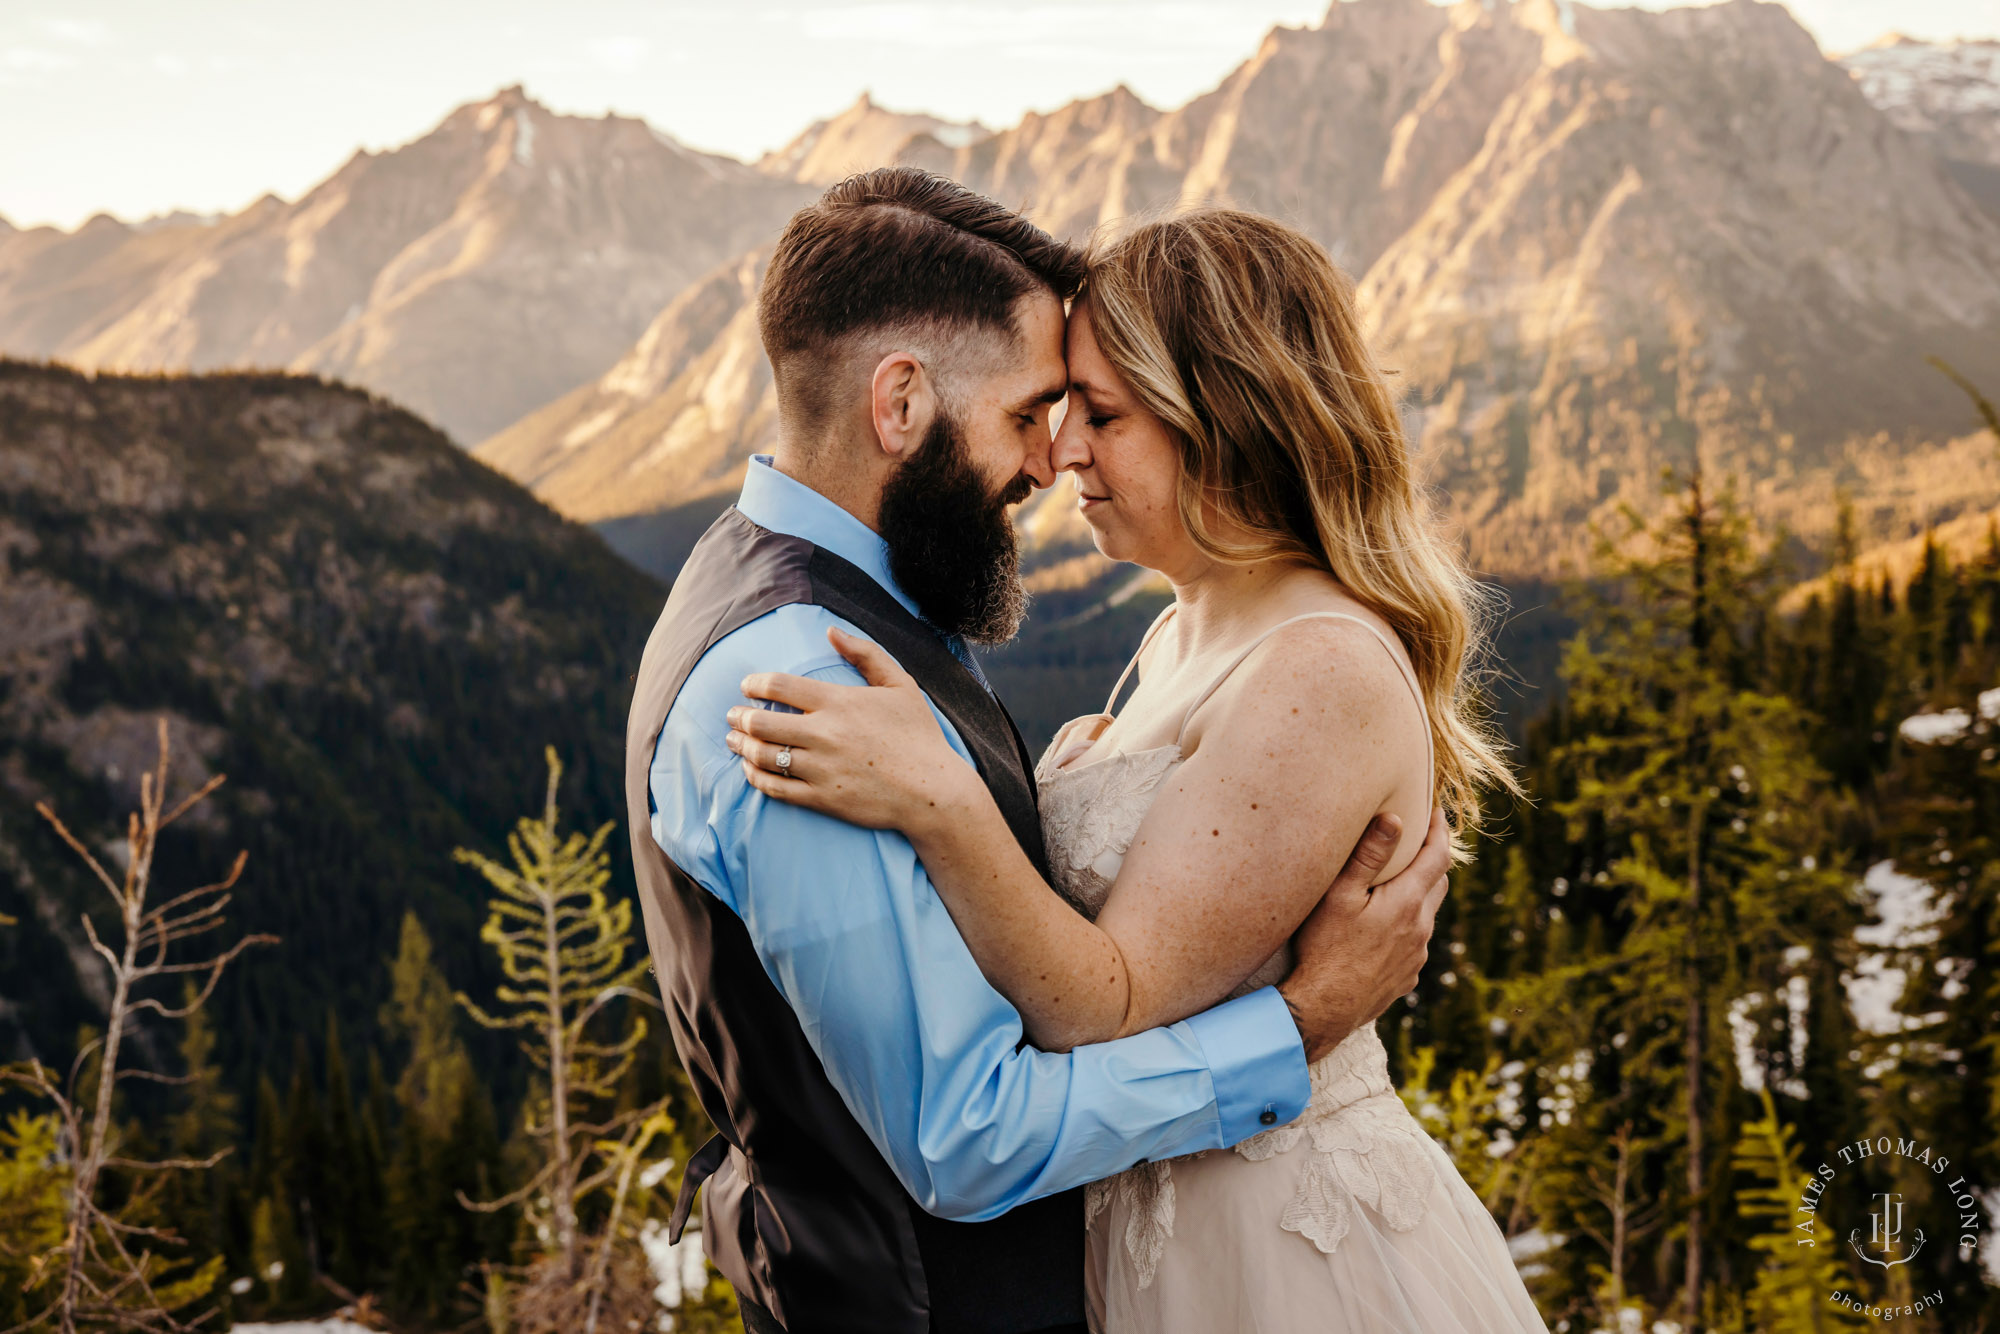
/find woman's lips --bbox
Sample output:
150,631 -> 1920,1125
1079,492 -> 1109,510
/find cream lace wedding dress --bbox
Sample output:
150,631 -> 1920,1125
1035,607 -> 1548,1334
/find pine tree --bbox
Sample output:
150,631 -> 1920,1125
378,910 -> 498,1323
1513,469 -> 1859,1329
280,1035 -> 326,1285
1730,1086 -> 1865,1332
451,747 -> 677,1334
0,1111 -> 68,1329
155,989 -> 239,1292
317,1013 -> 381,1291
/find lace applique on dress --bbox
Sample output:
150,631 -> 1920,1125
1226,1028 -> 1438,1260
1034,733 -> 1181,918
1035,717 -> 1439,1287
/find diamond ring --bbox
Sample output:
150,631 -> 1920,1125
775,745 -> 792,773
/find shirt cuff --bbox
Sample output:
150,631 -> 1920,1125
1180,985 -> 1312,1145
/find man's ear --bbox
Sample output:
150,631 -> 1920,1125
869,351 -> 937,462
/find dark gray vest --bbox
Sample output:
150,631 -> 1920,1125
626,506 -> 1083,1333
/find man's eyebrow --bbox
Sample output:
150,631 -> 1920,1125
1011,386 -> 1068,410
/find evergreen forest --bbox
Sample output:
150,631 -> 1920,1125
3,357 -> 1998,1332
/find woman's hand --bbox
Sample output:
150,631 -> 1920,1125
726,626 -> 983,833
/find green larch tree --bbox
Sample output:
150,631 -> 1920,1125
451,747 -> 676,1334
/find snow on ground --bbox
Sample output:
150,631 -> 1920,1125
1899,708 -> 1971,744
640,1216 -> 711,1315
1847,859 -> 1950,1038
1507,1227 -> 1564,1280
1897,686 -> 2000,745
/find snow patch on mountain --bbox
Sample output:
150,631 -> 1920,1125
513,106 -> 535,165
1844,37 -> 2000,124
1841,35 -> 2000,173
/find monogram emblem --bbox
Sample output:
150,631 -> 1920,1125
1849,1191 -> 1926,1269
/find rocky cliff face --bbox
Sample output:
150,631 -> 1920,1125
1842,34 -> 2000,217
0,86 -> 812,445
474,250 -> 780,576
477,0 -> 2000,583
1361,0 -> 2000,573
0,356 -> 661,1076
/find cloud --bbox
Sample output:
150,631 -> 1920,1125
152,52 -> 188,77
2,47 -> 74,70
43,18 -> 108,45
584,35 -> 651,71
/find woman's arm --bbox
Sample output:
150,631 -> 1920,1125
727,622 -> 1427,1050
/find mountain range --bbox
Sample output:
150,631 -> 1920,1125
0,357 -> 659,1082
3,0 -> 1999,593
477,0 -> 2000,585
0,90 -> 811,445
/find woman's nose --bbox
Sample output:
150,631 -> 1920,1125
1051,406 -> 1093,473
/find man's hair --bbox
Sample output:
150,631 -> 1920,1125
757,167 -> 1085,428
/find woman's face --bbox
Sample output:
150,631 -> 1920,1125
1052,300 -> 1201,577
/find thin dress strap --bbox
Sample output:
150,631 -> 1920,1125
1101,602 -> 1181,717
1174,611 -> 1436,806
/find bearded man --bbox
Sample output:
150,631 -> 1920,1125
625,168 -> 1452,1334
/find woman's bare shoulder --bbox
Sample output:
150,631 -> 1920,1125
1185,598 -> 1423,756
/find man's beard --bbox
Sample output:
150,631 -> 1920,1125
878,409 -> 1031,646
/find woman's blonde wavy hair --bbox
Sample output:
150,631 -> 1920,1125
1080,208 -> 1520,843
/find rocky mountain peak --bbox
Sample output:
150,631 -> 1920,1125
0,85 -> 810,446
758,93 -> 989,185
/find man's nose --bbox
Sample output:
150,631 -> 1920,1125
1020,422 -> 1058,489
1051,409 -> 1091,473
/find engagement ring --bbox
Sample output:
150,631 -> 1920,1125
776,745 -> 792,772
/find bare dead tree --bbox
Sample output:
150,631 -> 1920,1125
2,718 -> 275,1334
1578,1120 -> 1665,1319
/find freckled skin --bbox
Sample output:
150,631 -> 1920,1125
725,299 -> 1443,1053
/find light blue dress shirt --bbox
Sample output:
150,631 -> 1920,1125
646,455 -> 1310,1222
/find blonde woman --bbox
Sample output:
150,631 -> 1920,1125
723,209 -> 1546,1333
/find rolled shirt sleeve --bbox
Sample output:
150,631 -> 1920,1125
650,604 -> 1311,1221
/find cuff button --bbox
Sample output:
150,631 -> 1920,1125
1258,1108 -> 1278,1126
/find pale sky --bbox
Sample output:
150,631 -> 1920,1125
1,0 -> 1989,231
